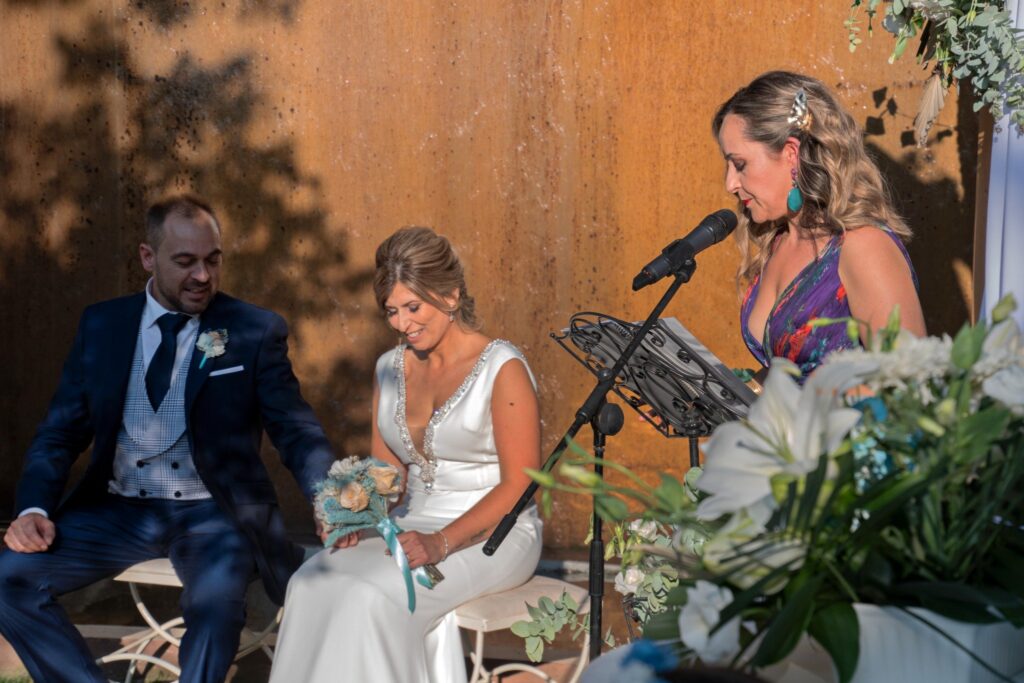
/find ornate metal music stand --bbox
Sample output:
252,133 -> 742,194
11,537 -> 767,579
484,258 -> 755,661
553,313 -> 755,464
550,313 -> 755,657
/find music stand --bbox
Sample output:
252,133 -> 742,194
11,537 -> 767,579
549,313 -> 755,657
554,313 -> 756,466
484,259 -> 751,661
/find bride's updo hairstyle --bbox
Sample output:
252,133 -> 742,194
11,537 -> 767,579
373,226 -> 482,331
712,70 -> 910,287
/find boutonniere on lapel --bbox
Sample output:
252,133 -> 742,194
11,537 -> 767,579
196,329 -> 228,369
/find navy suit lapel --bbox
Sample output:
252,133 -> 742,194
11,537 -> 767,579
88,293 -> 145,445
105,294 -> 146,416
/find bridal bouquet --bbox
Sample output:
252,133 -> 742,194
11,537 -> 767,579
314,456 -> 443,612
525,296 -> 1024,681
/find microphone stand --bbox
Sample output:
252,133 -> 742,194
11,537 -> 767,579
483,257 -> 698,660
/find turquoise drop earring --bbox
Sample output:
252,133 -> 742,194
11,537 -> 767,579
787,167 -> 803,212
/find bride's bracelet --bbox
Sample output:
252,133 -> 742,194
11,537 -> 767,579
437,530 -> 450,561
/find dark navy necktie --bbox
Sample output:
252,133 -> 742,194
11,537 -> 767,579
146,312 -> 189,411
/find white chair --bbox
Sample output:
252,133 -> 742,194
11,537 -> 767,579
95,558 -> 280,683
455,575 -> 590,683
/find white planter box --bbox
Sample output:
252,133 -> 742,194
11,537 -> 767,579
766,604 -> 1024,683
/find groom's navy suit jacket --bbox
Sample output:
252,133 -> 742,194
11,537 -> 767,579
15,291 -> 334,605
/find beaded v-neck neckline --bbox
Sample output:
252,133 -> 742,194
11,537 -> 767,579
393,339 -> 504,490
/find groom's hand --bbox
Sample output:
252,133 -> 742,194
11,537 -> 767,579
4,513 -> 56,553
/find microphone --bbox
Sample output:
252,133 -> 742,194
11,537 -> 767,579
631,209 -> 738,291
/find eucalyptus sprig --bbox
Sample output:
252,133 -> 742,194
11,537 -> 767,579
848,0 -> 1024,143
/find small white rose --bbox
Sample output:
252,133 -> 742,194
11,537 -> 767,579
613,566 -> 646,595
627,519 -> 659,543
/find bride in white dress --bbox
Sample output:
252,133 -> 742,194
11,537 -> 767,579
269,227 -> 543,683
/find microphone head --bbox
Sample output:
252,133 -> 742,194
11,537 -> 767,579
708,209 -> 738,241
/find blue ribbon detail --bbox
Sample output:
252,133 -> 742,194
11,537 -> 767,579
376,518 -> 438,613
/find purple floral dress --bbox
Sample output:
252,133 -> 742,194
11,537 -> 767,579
740,228 -> 917,380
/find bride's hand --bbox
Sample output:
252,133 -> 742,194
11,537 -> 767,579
396,530 -> 444,569
317,521 -> 360,550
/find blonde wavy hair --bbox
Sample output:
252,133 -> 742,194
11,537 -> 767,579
373,226 -> 482,330
711,71 -> 910,287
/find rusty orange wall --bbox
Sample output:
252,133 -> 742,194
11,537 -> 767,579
0,1 -> 976,545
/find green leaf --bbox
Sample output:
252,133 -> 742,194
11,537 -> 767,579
525,635 -> 544,663
955,407 -> 1012,462
526,468 -> 556,488
794,454 -> 829,533
988,548 -> 1024,603
950,322 -> 986,369
893,582 -> 1024,625
641,606 -> 681,640
510,620 -> 532,638
562,463 -> 604,487
808,603 -> 860,683
751,574 -> 824,667
654,474 -> 688,511
539,596 -> 556,614
991,294 -> 1017,323
851,472 -> 932,543
594,495 -> 630,522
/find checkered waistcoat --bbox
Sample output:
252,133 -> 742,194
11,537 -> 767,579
108,329 -> 211,500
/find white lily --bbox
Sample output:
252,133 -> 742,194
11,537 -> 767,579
703,518 -> 806,593
983,364 -> 1024,415
696,359 -> 868,525
974,318 -> 1023,379
679,580 -> 741,665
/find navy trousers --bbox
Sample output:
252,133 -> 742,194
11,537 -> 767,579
0,495 -> 256,683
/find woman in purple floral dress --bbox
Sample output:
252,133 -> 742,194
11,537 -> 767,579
713,71 -> 925,380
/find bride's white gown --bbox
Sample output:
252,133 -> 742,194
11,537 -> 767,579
269,340 -> 543,683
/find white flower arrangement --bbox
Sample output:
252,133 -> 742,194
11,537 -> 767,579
526,295 -> 1024,682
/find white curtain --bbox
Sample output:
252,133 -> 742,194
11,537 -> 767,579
981,0 -> 1024,327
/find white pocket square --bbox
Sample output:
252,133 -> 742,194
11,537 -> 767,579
209,365 -> 244,377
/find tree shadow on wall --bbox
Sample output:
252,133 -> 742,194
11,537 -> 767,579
0,6 -> 384,528
862,87 -> 978,336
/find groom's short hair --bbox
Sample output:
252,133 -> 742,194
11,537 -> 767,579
146,194 -> 221,250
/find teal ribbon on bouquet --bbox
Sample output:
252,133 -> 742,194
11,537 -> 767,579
376,518 -> 441,613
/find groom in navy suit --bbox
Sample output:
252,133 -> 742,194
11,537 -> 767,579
0,195 -> 335,682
